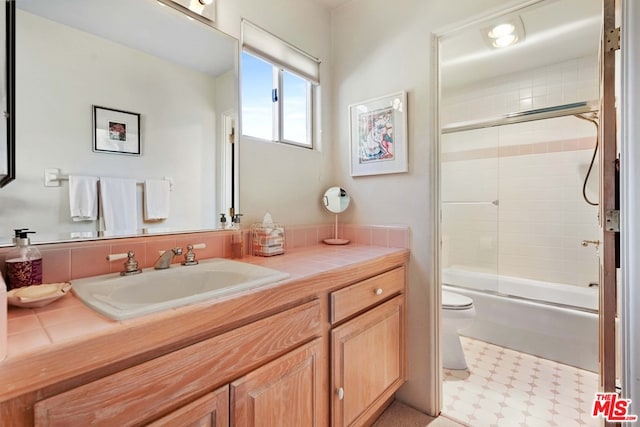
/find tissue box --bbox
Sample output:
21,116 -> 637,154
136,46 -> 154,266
250,223 -> 285,257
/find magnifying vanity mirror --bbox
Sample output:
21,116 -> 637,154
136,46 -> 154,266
322,186 -> 350,245
0,0 -> 238,245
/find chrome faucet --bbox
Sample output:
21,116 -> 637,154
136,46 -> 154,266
154,247 -> 183,270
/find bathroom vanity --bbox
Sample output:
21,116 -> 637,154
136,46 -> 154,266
0,245 -> 408,426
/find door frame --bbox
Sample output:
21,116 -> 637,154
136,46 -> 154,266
432,0 -> 615,416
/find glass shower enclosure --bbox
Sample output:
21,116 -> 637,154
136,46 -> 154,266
437,0 -> 603,370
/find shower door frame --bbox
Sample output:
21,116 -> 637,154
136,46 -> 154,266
599,0 -> 618,411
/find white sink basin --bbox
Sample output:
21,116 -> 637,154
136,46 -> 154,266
72,258 -> 290,320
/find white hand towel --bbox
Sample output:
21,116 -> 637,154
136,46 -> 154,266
143,179 -> 170,221
99,177 -> 138,233
69,175 -> 99,221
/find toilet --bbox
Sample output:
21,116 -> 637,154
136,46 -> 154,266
441,290 -> 476,370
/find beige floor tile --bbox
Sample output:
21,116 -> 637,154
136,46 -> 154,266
443,337 -> 599,427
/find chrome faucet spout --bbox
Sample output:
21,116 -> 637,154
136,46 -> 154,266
154,247 -> 183,270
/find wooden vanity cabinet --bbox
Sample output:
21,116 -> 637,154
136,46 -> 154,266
33,300 -> 322,427
149,338 -> 325,427
330,267 -> 407,427
7,253 -> 408,427
147,338 -> 324,427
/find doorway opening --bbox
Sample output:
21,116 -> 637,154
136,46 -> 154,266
435,0 -> 612,424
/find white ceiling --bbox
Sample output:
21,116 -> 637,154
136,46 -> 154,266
312,0 -> 352,10
313,0 -> 602,91
19,0 -> 601,91
16,0 -> 236,77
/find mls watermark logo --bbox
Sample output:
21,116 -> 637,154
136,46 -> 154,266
592,393 -> 638,422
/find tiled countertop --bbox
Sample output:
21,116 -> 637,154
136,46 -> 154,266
2,244 -> 409,403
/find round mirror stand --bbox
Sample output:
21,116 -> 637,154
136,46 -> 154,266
324,214 -> 350,245
322,186 -> 350,245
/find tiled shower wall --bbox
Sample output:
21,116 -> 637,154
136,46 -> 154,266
442,55 -> 598,125
441,56 -> 600,288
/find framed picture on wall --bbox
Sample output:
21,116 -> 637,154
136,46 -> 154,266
93,106 -> 141,156
349,91 -> 408,176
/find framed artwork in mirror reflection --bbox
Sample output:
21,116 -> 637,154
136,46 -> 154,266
93,106 -> 141,156
349,91 -> 408,176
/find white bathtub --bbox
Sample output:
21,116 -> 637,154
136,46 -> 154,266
442,267 -> 599,372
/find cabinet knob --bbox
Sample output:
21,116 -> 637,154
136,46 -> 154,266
337,387 -> 344,400
374,288 -> 383,296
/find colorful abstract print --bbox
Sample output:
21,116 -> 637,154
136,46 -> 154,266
358,106 -> 395,163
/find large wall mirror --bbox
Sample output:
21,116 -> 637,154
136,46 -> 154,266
0,1 -> 14,189
0,0 -> 238,245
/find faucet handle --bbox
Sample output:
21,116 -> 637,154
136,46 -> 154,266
182,243 -> 206,266
107,251 -> 142,276
107,252 -> 129,262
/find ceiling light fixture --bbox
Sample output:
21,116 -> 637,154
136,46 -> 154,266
488,23 -> 515,39
493,34 -> 518,48
482,16 -> 525,49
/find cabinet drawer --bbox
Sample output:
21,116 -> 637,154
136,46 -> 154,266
34,300 -> 321,427
330,267 -> 405,324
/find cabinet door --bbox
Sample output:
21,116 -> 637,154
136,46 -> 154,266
147,385 -> 229,427
231,338 -> 325,427
331,296 -> 406,427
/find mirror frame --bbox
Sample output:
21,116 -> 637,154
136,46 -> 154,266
0,0 -> 15,188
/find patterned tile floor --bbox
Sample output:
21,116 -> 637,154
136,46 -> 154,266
442,337 -> 600,427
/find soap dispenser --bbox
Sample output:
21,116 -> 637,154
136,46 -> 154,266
230,214 -> 243,259
5,229 -> 43,290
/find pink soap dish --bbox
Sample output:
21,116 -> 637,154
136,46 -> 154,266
7,282 -> 72,308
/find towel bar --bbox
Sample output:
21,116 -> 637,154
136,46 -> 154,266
44,168 -> 173,190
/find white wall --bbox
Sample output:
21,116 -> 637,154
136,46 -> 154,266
442,56 -> 599,124
214,0 -> 334,227
1,10 -> 227,240
331,0 -> 510,414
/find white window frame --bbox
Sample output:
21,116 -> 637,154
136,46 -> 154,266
241,20 -> 319,149
278,67 -> 314,148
